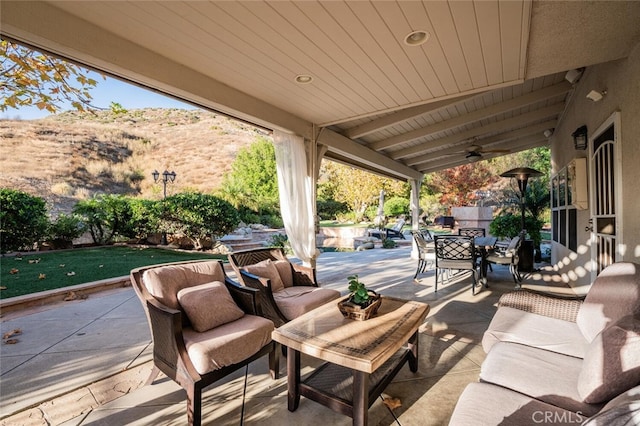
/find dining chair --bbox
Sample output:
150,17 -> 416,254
458,227 -> 486,238
434,235 -> 479,295
411,230 -> 435,279
486,232 -> 525,284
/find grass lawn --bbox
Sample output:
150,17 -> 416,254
0,246 -> 225,299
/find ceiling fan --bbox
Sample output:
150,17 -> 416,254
451,144 -> 511,162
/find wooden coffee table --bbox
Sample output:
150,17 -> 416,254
272,295 -> 430,426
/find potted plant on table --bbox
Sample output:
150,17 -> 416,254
338,274 -> 382,320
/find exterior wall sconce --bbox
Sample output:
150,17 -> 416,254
572,125 -> 588,150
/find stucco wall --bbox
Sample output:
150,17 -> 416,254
550,41 -> 640,289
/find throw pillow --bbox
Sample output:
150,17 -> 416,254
177,281 -> 244,332
272,260 -> 293,288
578,314 -> 640,403
242,259 -> 285,292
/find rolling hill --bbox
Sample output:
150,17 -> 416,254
0,108 -> 266,216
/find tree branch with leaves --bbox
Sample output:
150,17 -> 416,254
1,39 -> 103,114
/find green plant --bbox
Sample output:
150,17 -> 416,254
347,274 -> 373,306
489,213 -> 543,248
47,213 -> 86,248
383,196 -> 410,217
268,233 -> 288,248
0,188 -> 49,253
163,192 -> 240,249
382,238 -> 397,249
73,194 -> 135,244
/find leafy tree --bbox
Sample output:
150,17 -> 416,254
318,161 -> 406,222
163,192 -> 240,250
1,40 -> 102,114
219,136 -> 279,216
383,196 -> 410,218
427,162 -> 498,207
73,194 -> 134,244
0,188 -> 49,252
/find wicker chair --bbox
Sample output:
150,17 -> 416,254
434,235 -> 480,294
228,247 -> 341,327
131,260 -> 279,426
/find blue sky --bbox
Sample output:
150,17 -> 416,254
1,71 -> 196,120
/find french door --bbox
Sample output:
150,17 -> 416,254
589,113 -> 621,279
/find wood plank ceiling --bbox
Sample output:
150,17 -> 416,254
2,1 -> 640,179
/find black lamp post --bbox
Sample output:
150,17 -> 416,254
152,170 -> 176,245
500,167 -> 542,232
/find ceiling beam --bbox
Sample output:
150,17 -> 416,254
370,81 -> 572,151
343,94 -> 476,139
404,120 -> 557,166
317,129 -> 422,181
391,102 -> 564,160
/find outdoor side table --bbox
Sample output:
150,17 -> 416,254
272,295 -> 430,426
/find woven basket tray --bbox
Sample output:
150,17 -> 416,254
338,293 -> 382,321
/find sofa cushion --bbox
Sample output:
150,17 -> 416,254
480,342 -> 603,416
482,306 -> 588,358
177,282 -> 245,332
583,385 -> 640,425
242,259 -> 285,292
272,259 -> 293,288
578,314 -> 640,403
449,382 -> 587,426
577,262 -> 640,342
182,314 -> 273,375
273,286 -> 340,320
142,261 -> 225,310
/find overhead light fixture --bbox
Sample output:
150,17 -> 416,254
586,89 -> 606,102
565,68 -> 584,84
466,152 -> 482,162
543,128 -> 554,138
404,30 -> 430,46
295,74 -> 313,84
572,125 -> 588,150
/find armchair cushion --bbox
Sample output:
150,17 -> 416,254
273,286 -> 340,320
142,261 -> 226,310
576,262 -> 640,342
273,259 -> 294,288
177,281 -> 245,332
578,314 -> 640,403
242,259 -> 285,292
183,315 -> 274,375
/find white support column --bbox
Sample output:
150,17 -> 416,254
410,178 -> 423,259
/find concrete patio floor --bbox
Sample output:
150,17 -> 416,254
0,245 -> 574,425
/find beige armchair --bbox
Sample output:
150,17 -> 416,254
228,247 -> 341,327
131,260 -> 278,426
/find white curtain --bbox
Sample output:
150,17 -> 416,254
273,130 -> 318,266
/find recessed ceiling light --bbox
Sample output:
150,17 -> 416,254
404,30 -> 430,46
295,74 -> 313,84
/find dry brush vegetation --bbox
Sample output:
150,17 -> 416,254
0,108 -> 265,216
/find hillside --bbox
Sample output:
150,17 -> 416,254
0,108 -> 266,216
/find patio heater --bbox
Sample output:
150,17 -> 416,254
152,170 -> 177,245
500,167 -> 542,232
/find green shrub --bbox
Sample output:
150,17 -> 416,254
73,194 -> 135,244
128,198 -> 161,241
163,192 -> 240,250
383,196 -> 410,218
382,238 -> 397,249
489,213 -> 543,247
268,233 -> 288,248
47,213 -> 86,248
0,188 -> 49,253
317,199 -> 349,220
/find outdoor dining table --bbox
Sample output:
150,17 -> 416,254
474,236 -> 498,284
